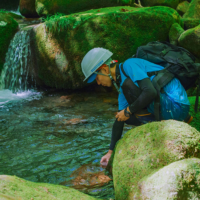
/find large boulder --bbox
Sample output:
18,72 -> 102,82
31,6 -> 181,90
0,12 -> 18,75
178,24 -> 200,60
139,158 -> 200,199
35,0 -> 135,17
112,120 -> 200,200
182,0 -> 200,29
0,175 -> 99,199
140,0 -> 179,9
19,0 -> 39,18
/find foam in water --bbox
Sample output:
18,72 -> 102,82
0,89 -> 42,106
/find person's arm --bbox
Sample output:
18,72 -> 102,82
128,78 -> 157,114
100,119 -> 124,165
109,119 -> 124,150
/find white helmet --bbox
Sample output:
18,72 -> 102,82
81,48 -> 113,83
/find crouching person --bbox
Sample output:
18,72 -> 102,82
81,48 -> 192,166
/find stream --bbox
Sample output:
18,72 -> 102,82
0,13 -> 134,199
0,87 -> 133,199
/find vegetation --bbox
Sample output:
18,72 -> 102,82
0,13 -> 18,74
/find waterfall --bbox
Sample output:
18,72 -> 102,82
0,30 -> 35,93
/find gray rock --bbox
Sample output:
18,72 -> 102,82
139,158 -> 200,200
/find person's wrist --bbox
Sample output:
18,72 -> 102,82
124,107 -> 131,117
108,150 -> 113,155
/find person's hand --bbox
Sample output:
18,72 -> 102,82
115,109 -> 130,122
100,151 -> 112,167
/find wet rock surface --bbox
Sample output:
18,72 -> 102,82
60,164 -> 112,192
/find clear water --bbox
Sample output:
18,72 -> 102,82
0,88 -> 131,199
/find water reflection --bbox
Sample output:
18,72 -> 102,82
0,88 -> 131,199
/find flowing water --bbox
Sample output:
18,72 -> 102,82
0,29 -> 35,93
0,88 -> 132,199
0,18 -> 133,199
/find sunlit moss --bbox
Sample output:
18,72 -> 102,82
0,175 -> 99,200
112,120 -> 200,199
32,6 -> 181,89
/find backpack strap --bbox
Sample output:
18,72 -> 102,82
121,63 -> 129,78
151,70 -> 175,121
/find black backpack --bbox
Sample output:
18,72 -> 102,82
122,41 -> 200,120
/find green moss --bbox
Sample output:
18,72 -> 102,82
33,6 -> 181,89
0,13 -> 18,75
183,0 -> 200,19
188,96 -> 200,132
36,0 -> 135,17
169,23 -> 184,45
0,175 -> 99,199
112,120 -> 200,199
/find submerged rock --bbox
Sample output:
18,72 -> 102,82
32,6 -> 181,90
112,120 -> 200,200
0,175 -> 99,199
35,0 -> 135,17
0,12 -> 18,75
60,164 -> 112,192
178,24 -> 200,59
139,158 -> 200,199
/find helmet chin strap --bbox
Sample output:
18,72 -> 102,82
108,65 -> 121,94
94,63 -> 121,94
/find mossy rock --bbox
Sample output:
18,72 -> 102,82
139,158 -> 200,199
178,24 -> 200,60
169,23 -> 184,45
35,0 -> 135,17
188,96 -> 200,132
183,0 -> 200,19
0,175 -> 99,199
181,18 -> 200,29
176,1 -> 190,16
32,6 -> 181,90
112,120 -> 200,200
19,0 -> 39,18
140,0 -> 179,9
0,12 -> 18,75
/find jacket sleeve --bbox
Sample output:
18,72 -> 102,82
129,78 -> 157,114
109,119 -> 124,150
